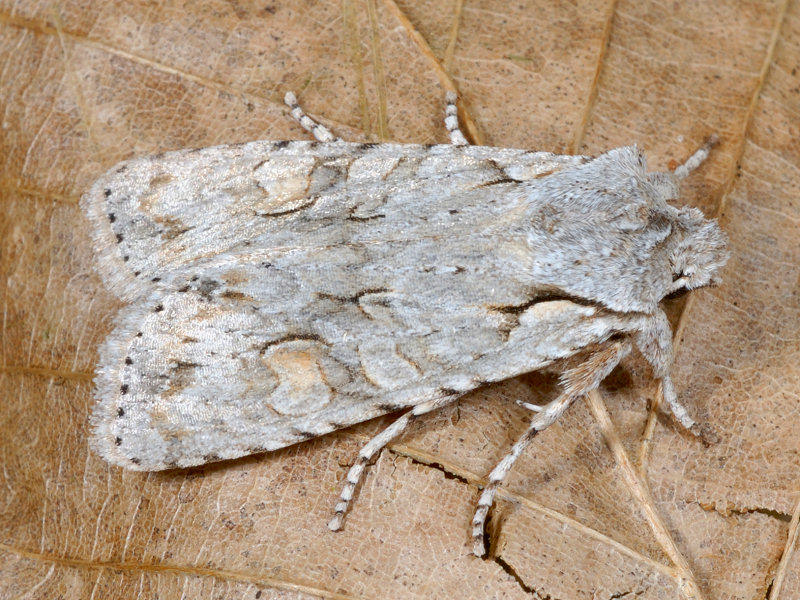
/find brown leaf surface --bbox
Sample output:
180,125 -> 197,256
1,1 -> 798,598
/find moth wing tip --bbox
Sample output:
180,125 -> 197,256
88,431 -> 137,471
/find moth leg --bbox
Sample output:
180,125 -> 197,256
515,399 -> 543,412
471,338 -> 632,557
444,91 -> 469,146
674,134 -> 719,180
283,92 -> 342,143
633,309 -> 695,430
328,393 -> 458,531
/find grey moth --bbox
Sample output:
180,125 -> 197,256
82,92 -> 729,556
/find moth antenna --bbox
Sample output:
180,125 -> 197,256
673,134 -> 719,180
283,91 -> 341,143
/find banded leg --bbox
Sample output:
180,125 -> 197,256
328,393 -> 459,531
444,91 -> 468,146
471,338 -> 632,557
674,134 -> 719,180
284,92 -> 341,142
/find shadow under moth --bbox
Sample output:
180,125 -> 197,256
82,92 -> 729,556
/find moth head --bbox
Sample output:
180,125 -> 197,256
668,206 -> 729,294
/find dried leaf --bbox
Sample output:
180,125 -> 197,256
1,1 -> 798,598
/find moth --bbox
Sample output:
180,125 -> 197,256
82,92 -> 729,556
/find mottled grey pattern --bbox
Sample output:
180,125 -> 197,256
84,138 -> 726,468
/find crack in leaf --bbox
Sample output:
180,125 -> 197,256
493,555 -> 551,599
402,453 -> 471,485
695,501 -> 792,522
